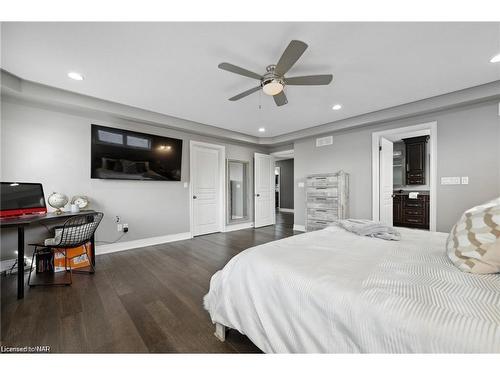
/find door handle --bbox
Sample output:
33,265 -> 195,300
193,195 -> 197,199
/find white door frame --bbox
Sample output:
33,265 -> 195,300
371,121 -> 437,231
189,140 -> 226,237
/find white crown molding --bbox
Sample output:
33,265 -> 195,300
2,70 -> 499,146
0,69 -> 260,146
263,80 -> 500,145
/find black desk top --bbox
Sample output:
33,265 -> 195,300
0,210 -> 97,228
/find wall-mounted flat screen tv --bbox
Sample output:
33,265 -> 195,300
91,125 -> 183,181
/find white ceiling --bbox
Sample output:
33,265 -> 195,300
2,22 -> 499,137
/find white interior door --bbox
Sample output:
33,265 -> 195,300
379,137 -> 394,226
191,143 -> 222,236
254,153 -> 275,228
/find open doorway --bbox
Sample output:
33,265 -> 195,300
271,149 -> 294,229
372,122 -> 437,231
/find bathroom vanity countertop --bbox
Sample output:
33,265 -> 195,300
393,190 -> 430,196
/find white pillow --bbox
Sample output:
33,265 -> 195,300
446,197 -> 500,274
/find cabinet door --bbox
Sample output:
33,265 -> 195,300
393,196 -> 402,224
404,136 -> 428,185
407,142 -> 425,172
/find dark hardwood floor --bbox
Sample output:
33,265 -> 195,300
1,211 -> 295,353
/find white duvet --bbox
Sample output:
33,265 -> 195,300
204,225 -> 500,353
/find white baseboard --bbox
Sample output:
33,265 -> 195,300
293,224 -> 305,232
279,208 -> 294,213
96,232 -> 192,255
1,232 -> 193,271
1,258 -> 18,273
224,222 -> 254,232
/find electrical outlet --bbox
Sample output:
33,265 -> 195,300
117,223 -> 123,232
461,176 -> 469,185
441,176 -> 460,185
298,182 -> 305,188
116,216 -> 121,223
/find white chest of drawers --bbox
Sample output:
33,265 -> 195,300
305,171 -> 349,232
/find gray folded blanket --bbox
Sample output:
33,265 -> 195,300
337,219 -> 401,241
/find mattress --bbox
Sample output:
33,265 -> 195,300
204,225 -> 500,353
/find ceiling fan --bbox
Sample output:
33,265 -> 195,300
218,40 -> 333,107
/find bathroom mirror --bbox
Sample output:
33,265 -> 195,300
227,160 -> 249,224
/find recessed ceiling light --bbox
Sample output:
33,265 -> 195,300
258,127 -> 266,133
490,53 -> 500,63
68,72 -> 84,81
332,104 -> 342,110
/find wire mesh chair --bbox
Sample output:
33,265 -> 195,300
28,212 -> 104,287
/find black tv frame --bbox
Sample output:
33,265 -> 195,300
90,124 -> 183,181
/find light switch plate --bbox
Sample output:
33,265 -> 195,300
461,176 -> 469,185
298,182 -> 305,188
183,182 -> 188,188
441,176 -> 461,185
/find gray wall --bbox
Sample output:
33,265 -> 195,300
276,159 -> 294,209
0,98 -> 266,260
294,101 -> 500,232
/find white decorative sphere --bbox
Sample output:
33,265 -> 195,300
48,192 -> 68,211
71,195 -> 89,209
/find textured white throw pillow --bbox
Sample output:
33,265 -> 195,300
446,197 -> 500,274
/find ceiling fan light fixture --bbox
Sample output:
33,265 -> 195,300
262,79 -> 284,96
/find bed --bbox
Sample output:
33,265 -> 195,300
204,225 -> 500,353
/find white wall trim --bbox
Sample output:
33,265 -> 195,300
279,208 -> 294,213
3,70 -> 499,147
293,224 -> 305,232
1,70 -> 260,146
189,140 -> 226,237
224,222 -> 254,232
96,232 -> 192,255
1,258 -> 18,273
371,121 -> 438,231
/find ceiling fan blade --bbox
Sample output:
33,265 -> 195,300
273,91 -> 288,106
218,62 -> 262,80
228,86 -> 261,101
274,40 -> 308,76
286,74 -> 333,85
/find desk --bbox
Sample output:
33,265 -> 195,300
0,210 -> 97,299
